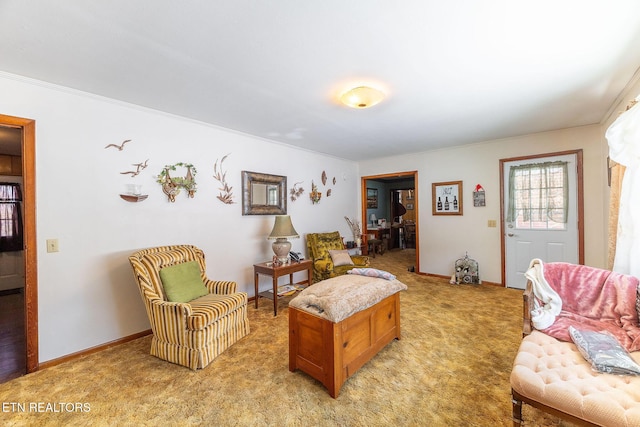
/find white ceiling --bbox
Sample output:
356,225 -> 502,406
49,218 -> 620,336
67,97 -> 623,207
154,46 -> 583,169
1,1 -> 640,160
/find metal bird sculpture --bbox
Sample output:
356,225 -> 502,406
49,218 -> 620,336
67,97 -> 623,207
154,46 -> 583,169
104,139 -> 131,151
120,159 -> 149,177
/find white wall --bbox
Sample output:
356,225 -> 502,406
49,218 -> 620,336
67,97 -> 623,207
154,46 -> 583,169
0,72 -> 359,363
359,125 -> 606,283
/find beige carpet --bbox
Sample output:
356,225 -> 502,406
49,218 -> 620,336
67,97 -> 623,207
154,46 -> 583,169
0,249 -> 570,426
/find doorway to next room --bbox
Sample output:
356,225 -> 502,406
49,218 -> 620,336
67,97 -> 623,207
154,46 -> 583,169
361,171 -> 418,273
0,114 -> 38,384
0,125 -> 25,383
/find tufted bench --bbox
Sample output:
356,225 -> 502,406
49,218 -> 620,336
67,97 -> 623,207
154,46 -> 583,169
510,262 -> 640,426
511,330 -> 640,426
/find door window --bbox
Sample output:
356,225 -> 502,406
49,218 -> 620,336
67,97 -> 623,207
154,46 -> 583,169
507,161 -> 568,230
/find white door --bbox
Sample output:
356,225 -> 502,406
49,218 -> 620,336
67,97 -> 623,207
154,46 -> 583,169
503,153 -> 579,289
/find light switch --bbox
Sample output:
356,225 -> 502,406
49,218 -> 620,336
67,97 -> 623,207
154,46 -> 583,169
487,220 -> 497,228
46,239 -> 59,253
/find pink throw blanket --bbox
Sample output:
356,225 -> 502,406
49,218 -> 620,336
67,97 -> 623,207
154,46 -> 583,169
539,262 -> 640,351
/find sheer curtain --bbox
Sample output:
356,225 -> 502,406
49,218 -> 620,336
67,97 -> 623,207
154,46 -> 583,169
606,95 -> 640,278
0,182 -> 23,252
607,159 -> 625,270
506,161 -> 569,225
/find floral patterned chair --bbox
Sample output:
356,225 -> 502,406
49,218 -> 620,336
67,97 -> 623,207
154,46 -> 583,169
306,231 -> 370,282
129,244 -> 250,370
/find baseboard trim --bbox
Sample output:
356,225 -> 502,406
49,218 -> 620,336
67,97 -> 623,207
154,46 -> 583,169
39,329 -> 152,370
416,271 -> 503,287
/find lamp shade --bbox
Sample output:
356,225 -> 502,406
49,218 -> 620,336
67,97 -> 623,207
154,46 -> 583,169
268,215 -> 299,239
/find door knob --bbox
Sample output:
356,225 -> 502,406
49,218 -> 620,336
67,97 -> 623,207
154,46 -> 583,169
507,233 -> 515,237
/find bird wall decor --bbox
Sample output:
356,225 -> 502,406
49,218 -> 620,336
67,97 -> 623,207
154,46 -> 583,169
120,159 -> 148,177
104,139 -> 131,151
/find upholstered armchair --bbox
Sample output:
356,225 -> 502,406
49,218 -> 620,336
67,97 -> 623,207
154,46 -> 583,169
306,231 -> 369,282
129,245 -> 250,370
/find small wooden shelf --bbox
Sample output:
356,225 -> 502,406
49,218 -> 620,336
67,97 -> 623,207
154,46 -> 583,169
119,194 -> 148,203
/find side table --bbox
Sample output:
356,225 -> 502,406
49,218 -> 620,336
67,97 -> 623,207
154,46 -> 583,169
254,259 -> 313,316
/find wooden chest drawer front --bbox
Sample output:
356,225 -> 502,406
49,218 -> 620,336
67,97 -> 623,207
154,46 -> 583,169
372,296 -> 397,342
341,311 -> 373,362
340,296 -> 397,361
341,294 -> 400,380
296,315 -> 324,366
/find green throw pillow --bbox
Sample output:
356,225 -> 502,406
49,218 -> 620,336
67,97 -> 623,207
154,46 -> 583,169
159,261 -> 209,303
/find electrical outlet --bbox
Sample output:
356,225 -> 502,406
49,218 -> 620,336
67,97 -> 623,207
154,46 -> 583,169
487,220 -> 497,228
46,239 -> 59,253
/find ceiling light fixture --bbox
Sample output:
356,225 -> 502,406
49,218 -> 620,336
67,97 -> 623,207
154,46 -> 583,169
340,86 -> 385,109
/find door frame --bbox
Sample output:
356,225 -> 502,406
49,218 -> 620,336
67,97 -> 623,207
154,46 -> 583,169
361,171 -> 419,272
0,114 -> 38,373
499,149 -> 584,286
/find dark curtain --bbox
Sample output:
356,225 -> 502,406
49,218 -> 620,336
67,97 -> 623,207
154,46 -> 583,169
0,182 -> 23,252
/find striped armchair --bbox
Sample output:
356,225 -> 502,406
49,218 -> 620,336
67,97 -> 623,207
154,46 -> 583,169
129,245 -> 250,370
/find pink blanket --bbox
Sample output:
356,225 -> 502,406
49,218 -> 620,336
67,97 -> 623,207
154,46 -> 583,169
539,262 -> 640,351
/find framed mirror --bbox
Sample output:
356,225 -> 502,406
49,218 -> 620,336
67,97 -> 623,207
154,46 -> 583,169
241,171 -> 287,215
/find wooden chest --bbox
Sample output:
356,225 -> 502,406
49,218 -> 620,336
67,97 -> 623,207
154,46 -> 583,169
288,292 -> 401,398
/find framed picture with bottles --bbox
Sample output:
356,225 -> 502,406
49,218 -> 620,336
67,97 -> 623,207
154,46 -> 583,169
432,181 -> 463,215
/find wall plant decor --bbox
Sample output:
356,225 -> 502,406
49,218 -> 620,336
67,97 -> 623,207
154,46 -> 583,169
157,162 -> 197,202
309,180 -> 322,204
213,154 -> 234,204
290,181 -> 304,201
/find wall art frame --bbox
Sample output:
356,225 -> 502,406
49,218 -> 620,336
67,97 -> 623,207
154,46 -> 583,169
432,180 -> 463,215
366,188 -> 378,209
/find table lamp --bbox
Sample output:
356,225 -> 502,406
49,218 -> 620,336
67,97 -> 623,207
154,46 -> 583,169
268,215 -> 299,263
370,213 -> 377,226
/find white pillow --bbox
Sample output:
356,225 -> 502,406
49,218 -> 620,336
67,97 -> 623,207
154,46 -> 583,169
348,268 -> 396,281
328,249 -> 354,266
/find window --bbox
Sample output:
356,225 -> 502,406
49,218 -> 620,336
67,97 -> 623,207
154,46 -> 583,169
0,182 -> 23,252
507,161 -> 568,230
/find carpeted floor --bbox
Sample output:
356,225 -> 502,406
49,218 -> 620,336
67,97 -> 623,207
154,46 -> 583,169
0,249 -> 570,426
